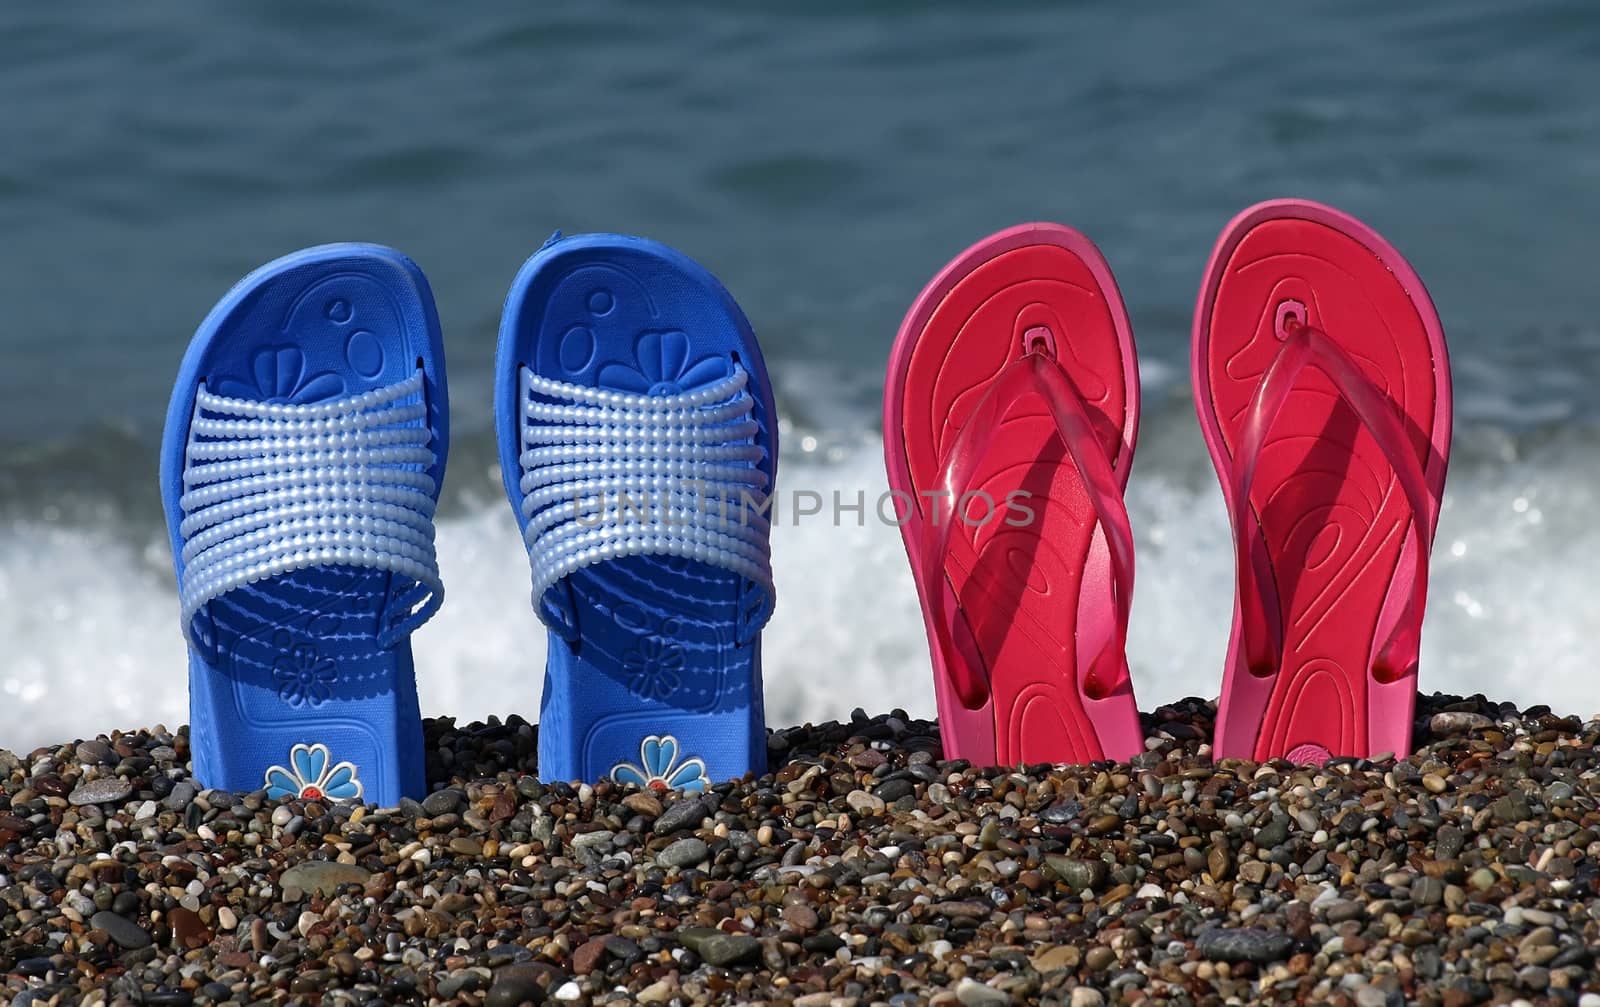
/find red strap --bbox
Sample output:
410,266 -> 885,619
923,349 -> 1136,709
1230,323 -> 1433,685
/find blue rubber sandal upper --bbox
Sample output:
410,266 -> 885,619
496,232 -> 777,788
160,244 -> 448,806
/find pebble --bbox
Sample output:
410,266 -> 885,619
1041,800 -> 1081,824
90,910 -> 152,949
677,927 -> 760,966
421,787 -> 463,815
621,791 -> 662,818
1354,987 -> 1388,1007
280,861 -> 372,896
955,977 -> 1009,1006
782,902 -> 820,932
658,836 -> 710,868
1196,927 -> 1294,963
1436,824 -> 1465,859
75,740 -> 114,764
572,937 -> 608,975
438,971 -> 483,998
1519,965 -> 1550,990
875,777 -> 914,802
653,795 -> 707,834
1431,711 -> 1492,735
486,964 -> 548,1006
67,776 -> 132,805
1208,844 -> 1233,881
168,905 -> 210,949
1413,875 -> 1445,906
1032,945 -> 1079,972
1045,855 -> 1107,891
846,789 -> 885,815
161,779 -> 198,811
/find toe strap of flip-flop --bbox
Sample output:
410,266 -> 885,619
519,365 -> 777,645
923,349 -> 1136,710
176,371 -> 445,651
1229,323 -> 1435,686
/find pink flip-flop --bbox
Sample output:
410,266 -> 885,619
884,223 -> 1144,767
1193,199 -> 1452,764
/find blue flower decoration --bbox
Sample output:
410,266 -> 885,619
272,642 -> 337,708
623,635 -> 685,702
610,734 -> 709,792
215,346 -> 346,405
263,742 -> 364,802
600,331 -> 728,397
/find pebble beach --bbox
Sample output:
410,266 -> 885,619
3,695 -> 1599,1007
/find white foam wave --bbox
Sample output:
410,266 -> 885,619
0,435 -> 1596,755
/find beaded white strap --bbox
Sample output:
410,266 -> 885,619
178,371 -> 443,648
519,364 -> 775,633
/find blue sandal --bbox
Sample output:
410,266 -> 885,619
496,232 -> 778,788
160,244 -> 448,806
